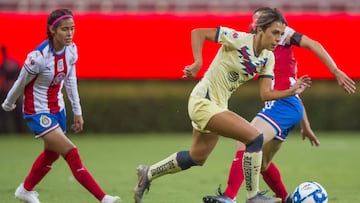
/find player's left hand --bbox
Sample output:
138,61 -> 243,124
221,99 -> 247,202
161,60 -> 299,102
71,115 -> 84,133
333,69 -> 356,94
300,127 -> 320,146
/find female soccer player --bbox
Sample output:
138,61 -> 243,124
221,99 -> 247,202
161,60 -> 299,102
202,7 -> 356,203
134,8 -> 311,203
1,9 -> 121,203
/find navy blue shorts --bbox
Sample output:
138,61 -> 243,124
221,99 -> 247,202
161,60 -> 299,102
256,96 -> 303,141
23,109 -> 66,138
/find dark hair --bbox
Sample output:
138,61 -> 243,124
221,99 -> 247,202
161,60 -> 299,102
46,9 -> 73,43
250,7 -> 287,34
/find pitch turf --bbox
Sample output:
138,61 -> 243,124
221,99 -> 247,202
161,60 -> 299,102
0,132 -> 359,203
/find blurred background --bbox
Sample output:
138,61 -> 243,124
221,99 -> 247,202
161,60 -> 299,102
1,0 -> 360,12
1,0 -> 360,134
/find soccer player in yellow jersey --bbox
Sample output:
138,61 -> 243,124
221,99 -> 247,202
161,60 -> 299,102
134,8 -> 311,203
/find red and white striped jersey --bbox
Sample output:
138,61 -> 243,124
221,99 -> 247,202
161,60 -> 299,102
273,26 -> 302,91
6,40 -> 82,115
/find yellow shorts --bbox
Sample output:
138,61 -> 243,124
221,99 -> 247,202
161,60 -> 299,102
188,96 -> 227,133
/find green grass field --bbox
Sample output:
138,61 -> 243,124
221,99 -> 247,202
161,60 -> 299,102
0,132 -> 359,203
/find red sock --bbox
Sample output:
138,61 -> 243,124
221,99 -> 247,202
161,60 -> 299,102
64,148 -> 106,201
261,162 -> 288,201
23,149 -> 60,191
224,150 -> 245,199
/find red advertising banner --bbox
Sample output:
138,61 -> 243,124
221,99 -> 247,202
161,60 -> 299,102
1,12 -> 359,79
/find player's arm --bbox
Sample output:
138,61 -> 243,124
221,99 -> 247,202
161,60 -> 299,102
299,99 -> 320,146
64,63 -> 84,133
1,67 -> 36,111
296,33 -> 356,94
183,28 -> 217,79
258,75 -> 311,101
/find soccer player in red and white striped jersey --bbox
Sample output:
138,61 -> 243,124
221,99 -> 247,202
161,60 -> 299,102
2,8 -> 120,203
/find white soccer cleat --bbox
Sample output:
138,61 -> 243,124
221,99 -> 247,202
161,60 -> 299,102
100,194 -> 121,203
14,183 -> 41,203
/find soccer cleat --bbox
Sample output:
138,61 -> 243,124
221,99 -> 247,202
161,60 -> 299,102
100,194 -> 121,203
134,165 -> 151,203
203,186 -> 236,203
283,194 -> 293,203
14,183 -> 41,203
246,190 -> 282,203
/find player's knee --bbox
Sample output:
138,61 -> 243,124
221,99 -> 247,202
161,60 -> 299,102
246,133 -> 264,152
176,151 -> 202,169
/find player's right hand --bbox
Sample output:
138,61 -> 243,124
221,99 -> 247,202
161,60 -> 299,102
293,75 -> 312,95
1,101 -> 16,112
182,62 -> 201,79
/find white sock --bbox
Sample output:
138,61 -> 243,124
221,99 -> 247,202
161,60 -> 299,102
148,152 -> 182,180
243,151 -> 262,198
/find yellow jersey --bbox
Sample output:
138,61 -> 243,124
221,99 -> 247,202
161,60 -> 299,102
191,26 -> 275,108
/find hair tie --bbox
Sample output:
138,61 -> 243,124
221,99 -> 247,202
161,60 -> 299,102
251,18 -> 258,31
51,14 -> 73,27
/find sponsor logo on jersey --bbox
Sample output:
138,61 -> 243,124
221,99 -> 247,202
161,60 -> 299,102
57,59 -> 64,72
228,71 -> 239,82
40,115 -> 52,128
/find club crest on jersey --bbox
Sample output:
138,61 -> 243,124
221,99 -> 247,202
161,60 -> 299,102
40,115 -> 52,128
51,72 -> 66,86
57,59 -> 64,72
232,31 -> 239,38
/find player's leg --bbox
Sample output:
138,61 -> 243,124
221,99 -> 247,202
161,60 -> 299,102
134,129 -> 219,203
259,98 -> 303,203
43,128 -> 120,202
15,113 -> 62,203
150,129 -> 219,180
134,96 -> 223,203
205,110 -> 280,202
261,140 -> 290,202
202,140 -> 244,203
22,148 -> 60,191
203,114 -> 280,203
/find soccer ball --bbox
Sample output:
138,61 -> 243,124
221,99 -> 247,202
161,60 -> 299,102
292,181 -> 328,203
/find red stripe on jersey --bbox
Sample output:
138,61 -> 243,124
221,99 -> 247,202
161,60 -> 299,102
24,76 -> 37,115
47,53 -> 68,114
273,45 -> 297,91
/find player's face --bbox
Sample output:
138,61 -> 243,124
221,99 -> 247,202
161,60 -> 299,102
51,18 -> 75,51
259,21 -> 285,51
